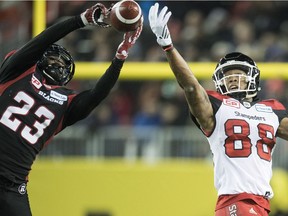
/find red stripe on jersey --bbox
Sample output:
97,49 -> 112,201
258,99 -> 286,110
206,91 -> 286,111
0,66 -> 35,95
206,90 -> 230,101
4,50 -> 17,60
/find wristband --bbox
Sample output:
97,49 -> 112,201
162,44 -> 174,52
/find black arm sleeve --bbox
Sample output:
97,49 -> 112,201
63,58 -> 124,127
0,16 -> 84,83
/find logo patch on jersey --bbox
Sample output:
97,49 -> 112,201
50,90 -> 68,101
31,75 -> 42,89
249,208 -> 258,215
223,99 -> 240,108
265,191 -> 272,199
18,183 -> 27,195
38,91 -> 64,105
255,104 -> 273,113
243,101 -> 251,108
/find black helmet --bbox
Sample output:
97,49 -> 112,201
212,52 -> 261,99
37,44 -> 75,86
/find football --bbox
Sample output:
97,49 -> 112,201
110,0 -> 142,32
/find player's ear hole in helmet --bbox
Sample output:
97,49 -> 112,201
212,52 -> 261,99
37,44 -> 75,86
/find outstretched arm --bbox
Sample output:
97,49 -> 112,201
0,3 -> 110,83
276,117 -> 288,141
165,49 -> 214,132
148,3 -> 214,133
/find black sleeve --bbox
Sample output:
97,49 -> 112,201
63,58 -> 124,127
0,16 -> 84,83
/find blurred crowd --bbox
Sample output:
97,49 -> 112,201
1,1 -> 288,129
48,1 -> 288,62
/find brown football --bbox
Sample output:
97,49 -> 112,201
110,0 -> 142,32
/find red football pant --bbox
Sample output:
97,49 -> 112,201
215,199 -> 269,216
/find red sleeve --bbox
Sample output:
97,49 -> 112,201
259,99 -> 286,110
259,99 -> 288,123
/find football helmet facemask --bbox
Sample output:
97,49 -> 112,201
37,44 -> 75,86
212,52 -> 261,99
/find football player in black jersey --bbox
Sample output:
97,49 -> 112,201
149,3 -> 288,216
0,3 -> 142,216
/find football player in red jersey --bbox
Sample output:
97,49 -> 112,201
0,3 -> 142,216
149,3 -> 288,216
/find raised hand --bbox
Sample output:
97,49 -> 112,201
148,3 -> 173,50
116,21 -> 143,60
81,3 -> 111,28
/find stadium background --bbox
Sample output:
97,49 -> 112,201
1,1 -> 288,215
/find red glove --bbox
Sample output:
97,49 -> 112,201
116,20 -> 143,60
81,3 -> 111,28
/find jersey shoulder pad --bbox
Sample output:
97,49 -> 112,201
259,99 -> 286,111
206,90 -> 230,101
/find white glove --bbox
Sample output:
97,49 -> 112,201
148,3 -> 172,47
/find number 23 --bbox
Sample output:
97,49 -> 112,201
0,91 -> 55,144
